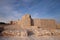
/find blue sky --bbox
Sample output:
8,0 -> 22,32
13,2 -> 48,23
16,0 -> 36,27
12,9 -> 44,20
0,0 -> 60,23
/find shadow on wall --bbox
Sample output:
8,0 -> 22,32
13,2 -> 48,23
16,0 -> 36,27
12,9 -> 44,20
27,30 -> 34,36
0,22 -> 6,36
0,27 -> 4,33
31,19 -> 34,26
0,27 -> 4,36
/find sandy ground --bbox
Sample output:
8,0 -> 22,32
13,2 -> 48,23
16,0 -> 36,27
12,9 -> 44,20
0,36 -> 60,40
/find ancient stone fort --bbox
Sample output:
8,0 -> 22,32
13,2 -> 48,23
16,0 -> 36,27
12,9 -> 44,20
0,14 -> 60,37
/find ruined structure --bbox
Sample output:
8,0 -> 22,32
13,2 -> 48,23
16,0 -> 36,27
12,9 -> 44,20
9,14 -> 56,29
0,14 -> 60,37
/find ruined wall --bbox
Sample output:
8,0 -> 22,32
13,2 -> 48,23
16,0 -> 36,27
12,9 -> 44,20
15,20 -> 21,26
56,24 -> 60,29
10,21 -> 17,25
10,20 -> 21,25
21,14 -> 32,27
33,19 -> 56,28
33,19 -> 41,27
9,14 -> 57,29
1,14 -> 60,37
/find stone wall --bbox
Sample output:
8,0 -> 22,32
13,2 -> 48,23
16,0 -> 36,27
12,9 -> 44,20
15,20 -> 21,26
56,24 -> 60,29
33,19 -> 56,29
10,21 -> 17,25
33,19 -> 41,27
10,20 -> 21,25
21,14 -> 32,27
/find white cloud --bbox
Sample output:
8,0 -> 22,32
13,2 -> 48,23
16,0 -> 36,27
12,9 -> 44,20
31,13 -> 40,18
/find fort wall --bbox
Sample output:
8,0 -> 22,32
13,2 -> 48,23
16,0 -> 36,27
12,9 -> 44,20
33,19 -> 56,29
